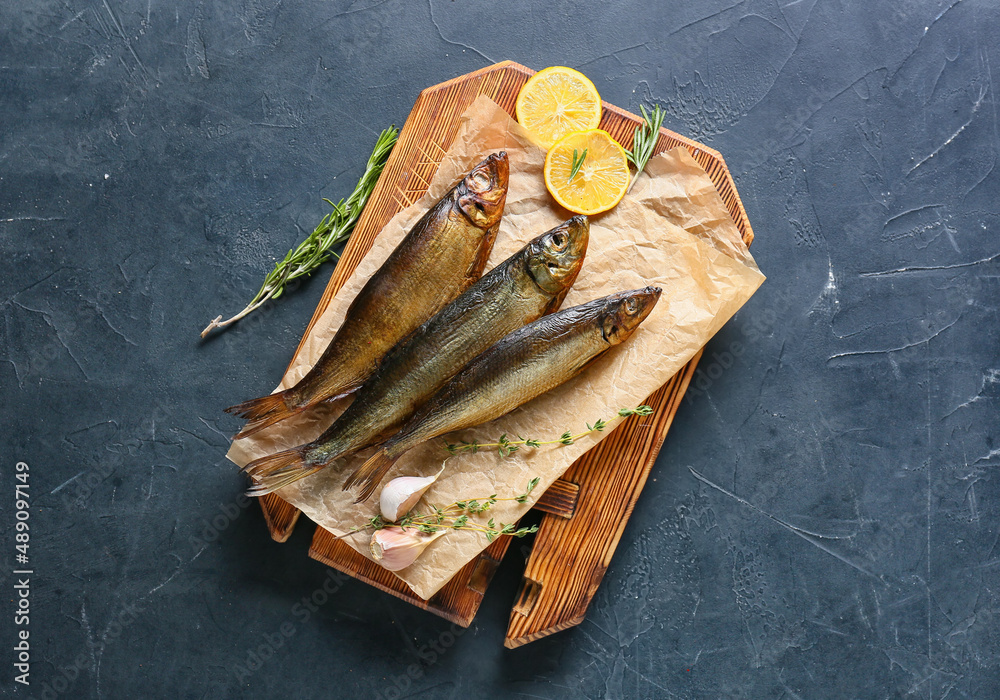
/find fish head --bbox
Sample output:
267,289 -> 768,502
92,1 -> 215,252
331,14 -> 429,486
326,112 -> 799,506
526,215 -> 590,298
600,287 -> 662,345
457,151 -> 509,229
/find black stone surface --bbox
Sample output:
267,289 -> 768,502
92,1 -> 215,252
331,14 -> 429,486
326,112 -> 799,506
2,1 -> 998,698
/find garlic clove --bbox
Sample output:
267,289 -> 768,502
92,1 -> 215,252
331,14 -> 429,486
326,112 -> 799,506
379,467 -> 445,522
369,527 -> 446,571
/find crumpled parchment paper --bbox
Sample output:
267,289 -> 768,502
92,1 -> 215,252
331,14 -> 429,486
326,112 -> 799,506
227,95 -> 765,600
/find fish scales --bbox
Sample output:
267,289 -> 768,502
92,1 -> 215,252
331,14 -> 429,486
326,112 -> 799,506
243,216 -> 590,494
345,287 -> 662,500
226,152 -> 509,438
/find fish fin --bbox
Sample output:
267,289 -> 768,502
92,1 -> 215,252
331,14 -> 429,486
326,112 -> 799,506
226,391 -> 301,438
465,220 -> 500,285
343,448 -> 400,503
544,287 -> 571,315
243,447 -> 323,496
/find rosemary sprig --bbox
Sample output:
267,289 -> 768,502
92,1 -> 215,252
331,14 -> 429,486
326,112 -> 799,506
342,478 -> 542,543
568,147 -> 588,183
624,103 -> 666,192
444,406 -> 654,457
201,127 -> 399,337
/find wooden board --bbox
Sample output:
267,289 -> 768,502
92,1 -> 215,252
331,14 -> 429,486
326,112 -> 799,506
254,61 -> 755,639
309,478 -> 578,625
505,352 -> 701,646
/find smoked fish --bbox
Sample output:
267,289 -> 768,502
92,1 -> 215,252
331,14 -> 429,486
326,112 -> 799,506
244,216 -> 590,495
227,153 -> 509,438
344,286 -> 662,501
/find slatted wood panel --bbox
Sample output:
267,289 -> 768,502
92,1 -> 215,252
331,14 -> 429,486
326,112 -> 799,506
307,478 -> 578,625
505,352 -> 703,646
253,61 -> 755,636
258,493 -> 301,543
310,527 -> 511,626
529,477 -> 579,520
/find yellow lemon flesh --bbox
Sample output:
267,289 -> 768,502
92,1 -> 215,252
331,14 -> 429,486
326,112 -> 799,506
516,66 -> 602,150
543,129 -> 631,216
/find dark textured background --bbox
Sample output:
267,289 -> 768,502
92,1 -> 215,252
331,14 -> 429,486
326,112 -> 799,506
2,1 -> 999,698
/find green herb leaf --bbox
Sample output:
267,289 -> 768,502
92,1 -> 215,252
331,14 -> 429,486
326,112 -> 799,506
344,478 -> 548,553
568,147 -> 588,183
202,127 -> 398,337
625,104 -> 666,193
441,408 -> 653,456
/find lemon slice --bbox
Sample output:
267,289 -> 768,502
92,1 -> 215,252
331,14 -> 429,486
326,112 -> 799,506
516,66 -> 602,150
544,129 -> 630,215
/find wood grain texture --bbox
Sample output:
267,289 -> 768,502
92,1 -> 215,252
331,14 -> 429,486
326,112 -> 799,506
253,61 -> 755,636
307,476 -> 575,624
309,524 -> 511,626
531,478 -> 579,519
505,352 -> 704,647
258,492 -> 302,543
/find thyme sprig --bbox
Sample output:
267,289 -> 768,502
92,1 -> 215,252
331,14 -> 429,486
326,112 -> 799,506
201,127 -> 398,337
568,147 -> 588,183
624,104 -> 666,192
444,406 -> 654,458
342,478 -> 542,543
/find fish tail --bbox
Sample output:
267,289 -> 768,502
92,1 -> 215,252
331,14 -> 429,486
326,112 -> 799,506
343,447 -> 402,503
243,447 -> 324,496
226,391 -> 302,438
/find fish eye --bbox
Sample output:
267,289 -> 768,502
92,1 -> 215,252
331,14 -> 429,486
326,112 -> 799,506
625,298 -> 638,314
469,171 -> 491,191
551,231 -> 567,248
